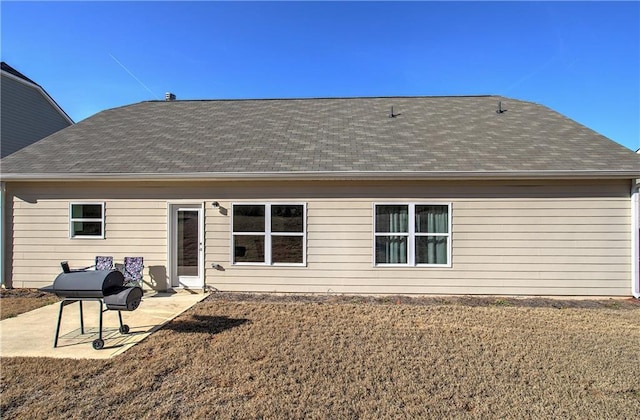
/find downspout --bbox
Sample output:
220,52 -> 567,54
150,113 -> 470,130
0,181 -> 5,288
632,180 -> 639,298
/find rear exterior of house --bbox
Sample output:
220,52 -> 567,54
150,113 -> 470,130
1,96 -> 638,296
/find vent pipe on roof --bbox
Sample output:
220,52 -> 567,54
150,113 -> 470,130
165,92 -> 176,101
389,106 -> 395,118
496,101 -> 505,114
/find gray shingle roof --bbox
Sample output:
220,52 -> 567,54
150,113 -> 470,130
1,95 -> 638,180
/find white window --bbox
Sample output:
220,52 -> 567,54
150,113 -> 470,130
69,203 -> 105,238
232,203 -> 306,265
374,203 -> 451,266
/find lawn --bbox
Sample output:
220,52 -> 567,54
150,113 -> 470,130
1,292 -> 639,418
0,289 -> 59,320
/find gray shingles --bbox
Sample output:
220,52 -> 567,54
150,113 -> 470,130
1,96 -> 638,177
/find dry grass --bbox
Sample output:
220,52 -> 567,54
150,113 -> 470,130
0,289 -> 59,320
1,292 -> 640,418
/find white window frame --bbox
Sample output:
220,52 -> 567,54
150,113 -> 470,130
373,202 -> 452,267
69,202 -> 105,239
231,203 -> 307,266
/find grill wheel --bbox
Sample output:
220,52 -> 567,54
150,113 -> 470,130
92,339 -> 105,350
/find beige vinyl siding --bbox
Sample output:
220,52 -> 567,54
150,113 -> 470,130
208,180 -> 630,296
4,179 -> 632,295
8,190 -> 167,288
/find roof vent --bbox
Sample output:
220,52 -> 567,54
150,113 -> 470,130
165,92 -> 176,101
496,100 -> 505,114
389,105 -> 395,118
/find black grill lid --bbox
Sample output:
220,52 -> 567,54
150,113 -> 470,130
104,287 -> 143,311
51,270 -> 125,298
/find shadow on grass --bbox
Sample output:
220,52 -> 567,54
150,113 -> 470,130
162,315 -> 249,335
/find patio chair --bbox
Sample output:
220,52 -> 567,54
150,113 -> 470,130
123,257 -> 144,287
95,256 -> 114,271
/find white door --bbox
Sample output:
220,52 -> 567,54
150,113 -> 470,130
170,204 -> 204,289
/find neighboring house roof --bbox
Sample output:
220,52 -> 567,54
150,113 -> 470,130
1,95 -> 638,180
1,62 -> 38,85
1,62 -> 74,158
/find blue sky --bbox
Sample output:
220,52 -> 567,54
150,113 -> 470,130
2,1 -> 639,151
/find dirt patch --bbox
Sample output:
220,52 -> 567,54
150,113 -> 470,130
2,293 -> 639,418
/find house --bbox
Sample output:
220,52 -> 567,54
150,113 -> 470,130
1,62 -> 74,158
1,95 -> 639,297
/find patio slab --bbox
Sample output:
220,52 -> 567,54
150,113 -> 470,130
0,291 -> 208,359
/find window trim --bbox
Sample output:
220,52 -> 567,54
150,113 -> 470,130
231,203 -> 307,266
373,202 -> 452,268
69,202 -> 105,239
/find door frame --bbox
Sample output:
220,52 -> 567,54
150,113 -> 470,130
167,202 -> 205,289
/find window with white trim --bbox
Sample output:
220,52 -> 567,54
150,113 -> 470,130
374,203 -> 451,266
232,203 -> 306,265
69,203 -> 105,238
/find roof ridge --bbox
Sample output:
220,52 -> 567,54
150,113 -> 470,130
140,94 -> 504,104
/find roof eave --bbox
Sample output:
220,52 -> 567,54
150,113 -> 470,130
1,170 -> 638,182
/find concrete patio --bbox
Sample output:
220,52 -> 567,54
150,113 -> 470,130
0,291 -> 208,359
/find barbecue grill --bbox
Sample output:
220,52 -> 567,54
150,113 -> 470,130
40,264 -> 144,350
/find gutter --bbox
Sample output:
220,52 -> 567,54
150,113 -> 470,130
632,181 -> 640,298
1,170 -> 640,183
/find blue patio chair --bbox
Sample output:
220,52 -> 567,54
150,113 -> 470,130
75,256 -> 113,272
123,257 -> 144,287
95,256 -> 113,271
